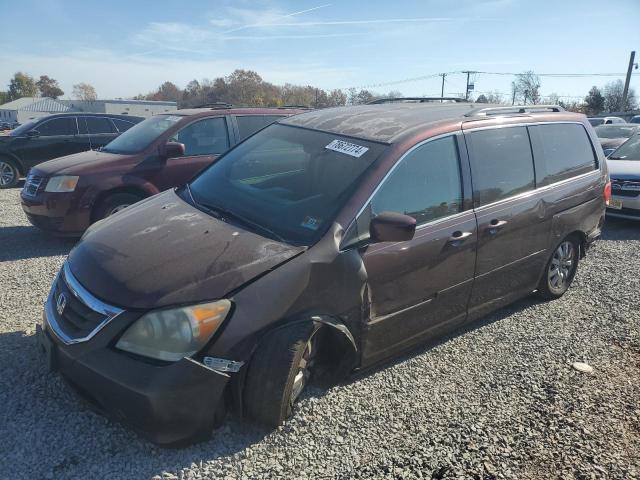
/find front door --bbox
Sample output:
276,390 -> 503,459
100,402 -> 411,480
358,134 -> 477,365
154,116 -> 232,189
15,116 -> 78,170
463,125 -> 548,319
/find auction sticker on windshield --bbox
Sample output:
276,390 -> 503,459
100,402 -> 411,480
325,139 -> 369,158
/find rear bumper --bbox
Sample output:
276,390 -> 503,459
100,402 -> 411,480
21,191 -> 90,235
606,193 -> 640,221
38,318 -> 230,446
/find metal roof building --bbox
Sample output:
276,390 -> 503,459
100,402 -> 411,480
0,97 -> 176,123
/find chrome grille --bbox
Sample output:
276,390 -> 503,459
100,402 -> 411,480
23,174 -> 45,197
611,179 -> 640,198
45,263 -> 124,345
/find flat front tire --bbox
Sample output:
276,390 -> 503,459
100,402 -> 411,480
0,158 -> 19,189
244,323 -> 319,427
536,235 -> 580,300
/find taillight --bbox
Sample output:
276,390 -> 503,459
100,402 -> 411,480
604,181 -> 612,205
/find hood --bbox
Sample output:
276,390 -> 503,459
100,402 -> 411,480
67,190 -> 305,310
599,138 -> 628,149
606,159 -> 640,180
32,150 -> 135,176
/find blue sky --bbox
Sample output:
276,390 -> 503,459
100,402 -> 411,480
0,0 -> 638,101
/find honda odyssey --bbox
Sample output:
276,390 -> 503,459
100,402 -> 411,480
38,102 -> 608,445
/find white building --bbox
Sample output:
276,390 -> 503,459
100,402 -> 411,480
0,97 -> 177,123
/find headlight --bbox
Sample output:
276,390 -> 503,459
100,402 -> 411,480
115,300 -> 231,361
45,175 -> 79,192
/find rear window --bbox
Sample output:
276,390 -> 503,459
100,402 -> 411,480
236,115 -> 285,141
594,125 -> 638,139
530,123 -> 596,186
78,117 -> 116,134
466,126 -> 535,206
111,118 -> 136,132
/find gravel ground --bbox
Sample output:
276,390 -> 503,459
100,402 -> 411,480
0,185 -> 639,480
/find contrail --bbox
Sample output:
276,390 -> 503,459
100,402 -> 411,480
222,3 -> 332,34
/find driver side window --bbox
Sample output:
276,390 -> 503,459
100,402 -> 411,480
351,136 -> 463,243
171,117 -> 229,156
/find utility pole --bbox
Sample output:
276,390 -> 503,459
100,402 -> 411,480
440,73 -> 446,102
462,71 -> 474,101
622,51 -> 636,111
511,81 -> 516,105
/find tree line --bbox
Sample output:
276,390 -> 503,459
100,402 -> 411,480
1,69 -> 637,115
474,71 -> 637,114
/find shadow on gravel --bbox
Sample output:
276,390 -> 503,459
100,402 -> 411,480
601,217 -> 640,241
0,225 -> 75,262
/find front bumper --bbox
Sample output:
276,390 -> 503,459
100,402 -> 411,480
39,291 -> 230,446
21,190 -> 91,236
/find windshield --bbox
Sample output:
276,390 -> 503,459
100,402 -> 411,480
186,124 -> 386,245
102,114 -> 182,154
609,134 -> 640,161
595,125 -> 638,139
10,119 -> 38,136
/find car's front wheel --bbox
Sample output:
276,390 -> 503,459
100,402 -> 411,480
93,193 -> 143,221
244,322 -> 320,427
0,158 -> 19,189
536,235 -> 580,300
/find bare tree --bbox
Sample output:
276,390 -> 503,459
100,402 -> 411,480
72,83 -> 97,101
543,92 -> 560,105
603,80 -> 637,112
514,71 -> 541,104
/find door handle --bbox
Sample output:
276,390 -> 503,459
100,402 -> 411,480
486,219 -> 508,234
447,231 -> 473,243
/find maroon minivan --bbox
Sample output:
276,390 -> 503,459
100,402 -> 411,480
20,106 -> 307,235
38,102 -> 608,446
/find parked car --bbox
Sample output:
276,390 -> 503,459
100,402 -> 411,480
37,103 -> 608,445
0,121 -> 12,131
588,116 -> 626,127
594,124 -> 639,156
21,107 -> 307,235
0,113 -> 143,188
629,115 -> 640,124
605,132 -> 640,220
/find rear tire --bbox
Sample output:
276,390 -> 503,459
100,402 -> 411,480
244,323 -> 320,427
0,158 -> 19,189
536,235 -> 580,300
93,193 -> 142,221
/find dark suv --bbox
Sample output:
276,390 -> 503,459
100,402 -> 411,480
20,107 -> 306,235
38,102 -> 608,445
0,113 -> 143,188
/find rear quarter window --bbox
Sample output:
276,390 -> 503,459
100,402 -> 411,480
529,123 -> 597,186
465,126 -> 535,206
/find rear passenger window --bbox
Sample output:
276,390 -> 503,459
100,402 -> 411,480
237,115 -> 285,141
84,117 -> 115,134
466,126 -> 535,206
111,119 -> 135,132
530,123 -> 596,186
369,136 -> 463,226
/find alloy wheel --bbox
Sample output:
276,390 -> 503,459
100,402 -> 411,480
548,241 -> 575,292
0,161 -> 16,187
290,334 -> 318,405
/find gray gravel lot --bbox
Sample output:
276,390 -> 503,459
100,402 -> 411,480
0,185 -> 639,480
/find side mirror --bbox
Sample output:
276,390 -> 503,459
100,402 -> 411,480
369,211 -> 416,243
160,141 -> 185,159
26,130 -> 40,137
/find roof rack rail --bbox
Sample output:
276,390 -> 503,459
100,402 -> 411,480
190,102 -> 233,109
367,97 -> 466,104
465,104 -> 565,117
278,105 -> 311,109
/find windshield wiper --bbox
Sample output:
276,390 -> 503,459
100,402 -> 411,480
198,201 -> 288,243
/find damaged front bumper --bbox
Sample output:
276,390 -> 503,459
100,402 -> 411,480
38,318 -> 231,446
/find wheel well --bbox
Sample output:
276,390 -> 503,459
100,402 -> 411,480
566,230 -> 587,259
0,154 -> 25,175
91,186 -> 148,222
